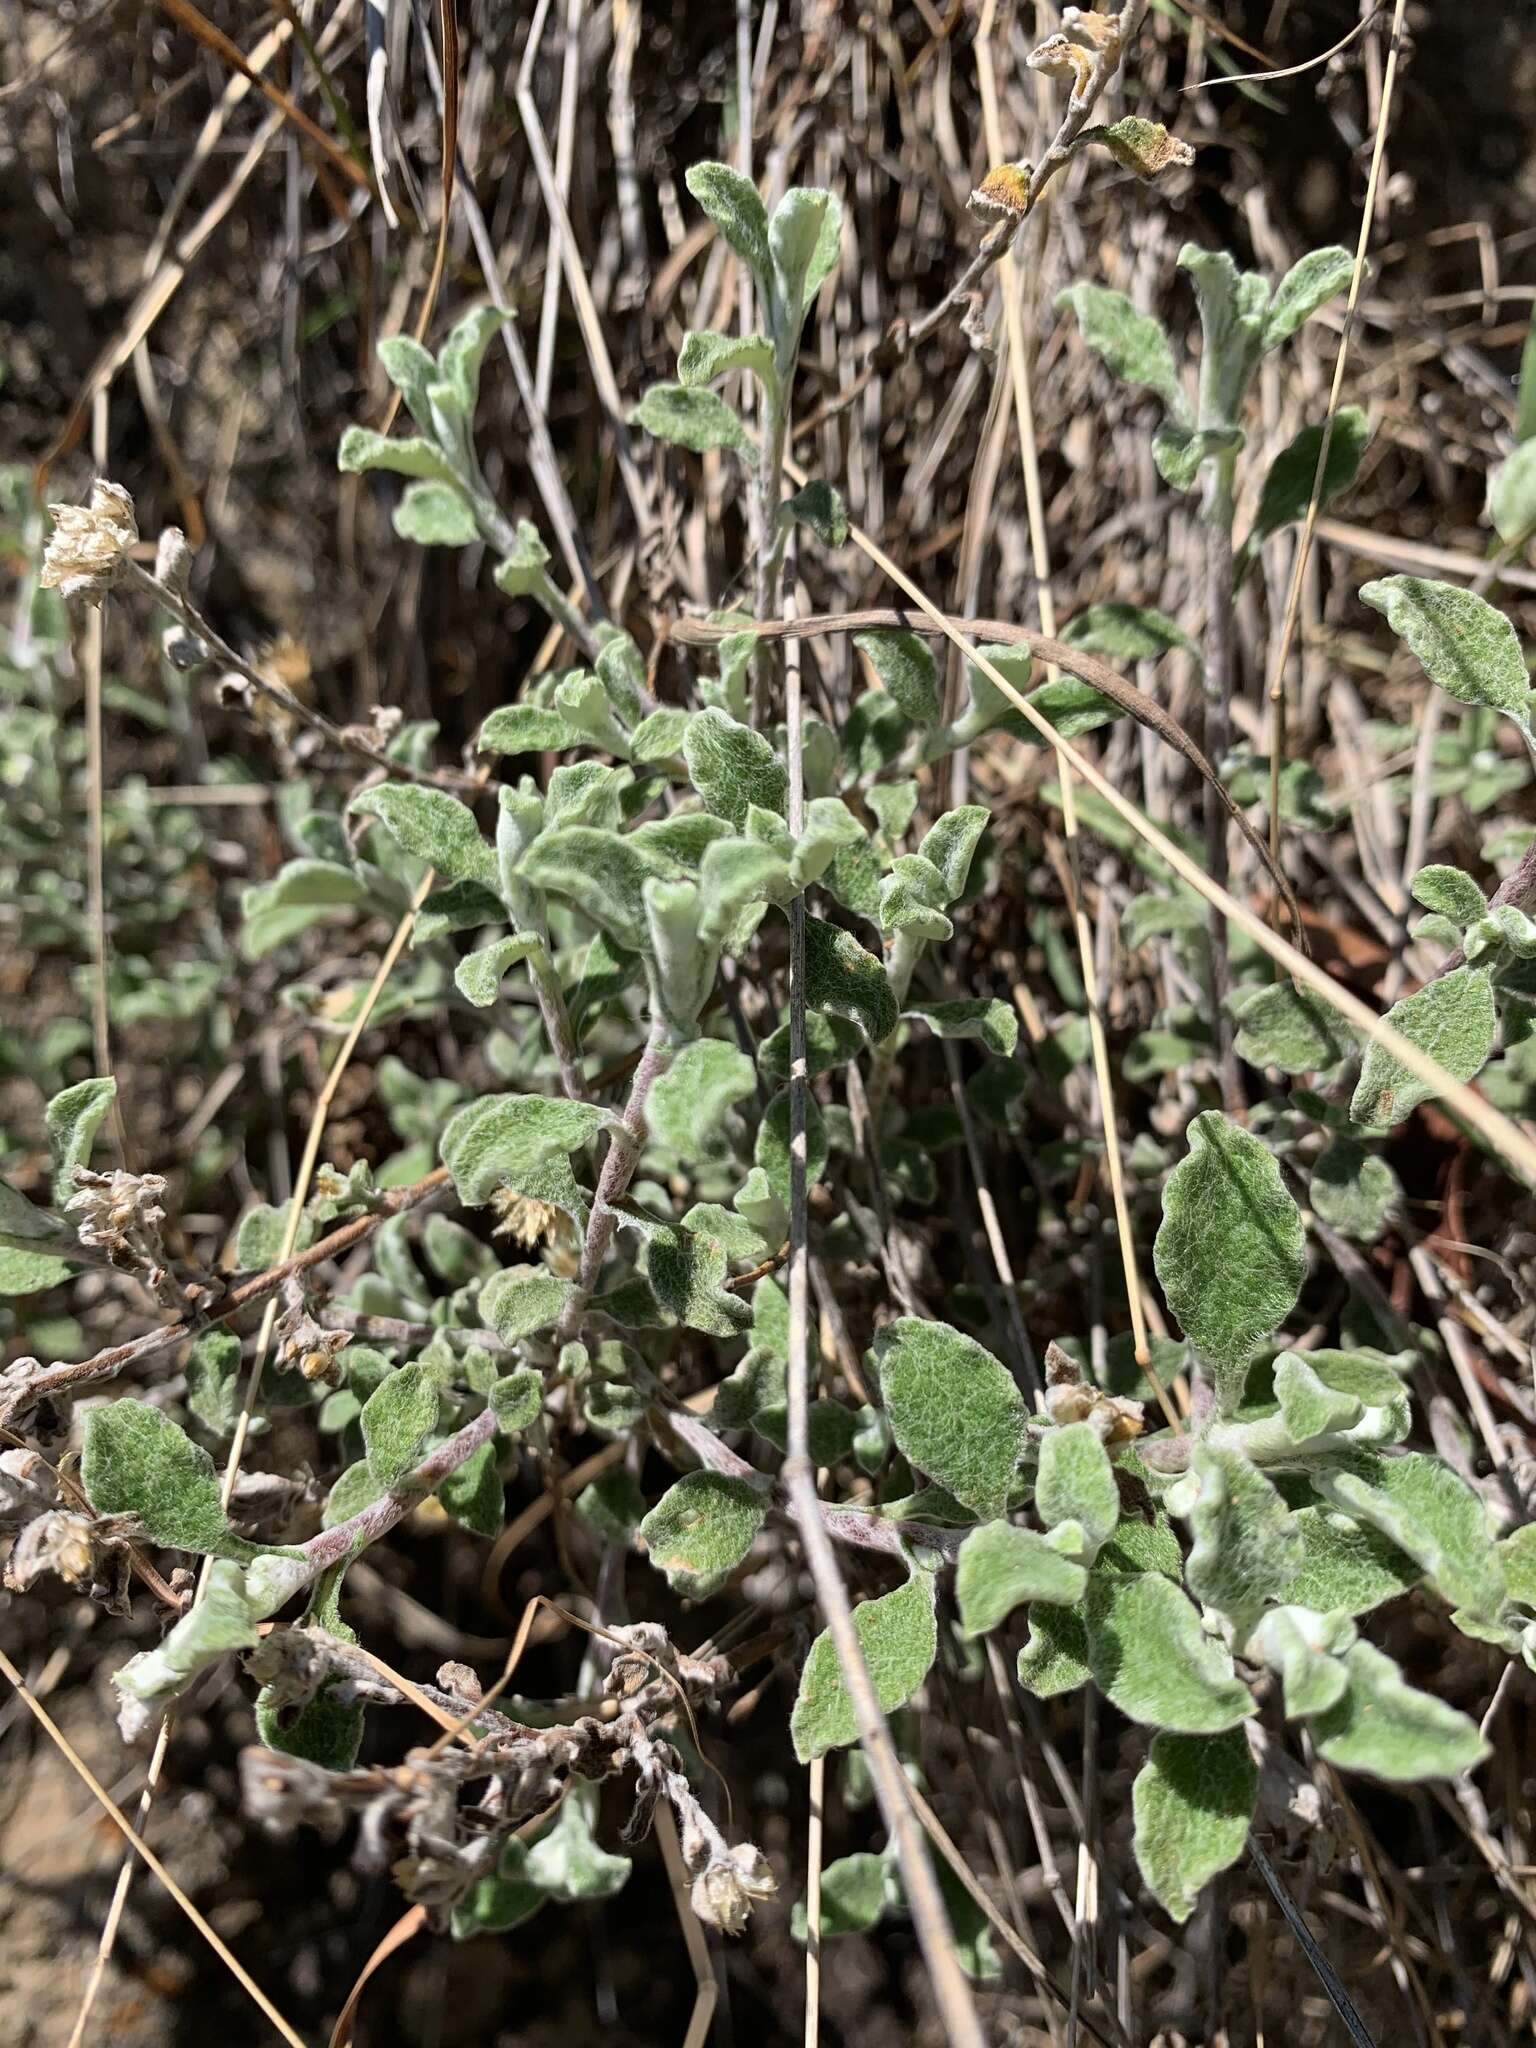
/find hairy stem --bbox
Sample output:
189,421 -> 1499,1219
1200,456 -> 1244,1113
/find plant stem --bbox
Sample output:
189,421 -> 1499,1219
1200,455 -> 1244,1114
299,1405 -> 500,1575
553,1017 -> 674,1341
867,927 -> 923,1117
525,938 -> 586,1102
749,371 -> 794,727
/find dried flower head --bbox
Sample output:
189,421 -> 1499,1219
41,480 -> 138,606
1028,31 -> 1095,101
489,1189 -> 563,1248
5,1507 -> 137,1609
690,1842 -> 777,1935
274,1302 -> 351,1386
65,1167 -> 168,1259
967,160 -> 1031,227
1060,6 -> 1120,50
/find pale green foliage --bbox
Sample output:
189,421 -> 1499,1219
1085,1572 -> 1254,1733
873,1317 -> 1029,1520
455,934 -> 537,1008
440,1093 -> 612,1213
1016,1603 -> 1091,1699
647,1039 -> 756,1156
792,1853 -> 886,1938
905,998 -> 1018,1056
1034,1423 -> 1121,1565
1182,1446 -> 1300,1644
783,479 -> 848,548
351,785 -> 496,886
1361,576 -> 1531,722
393,480 -> 478,546
1153,1111 -> 1306,1410
1286,1505 -> 1420,1617
1262,246 -> 1353,349
1229,981 -> 1352,1074
1350,965 -> 1497,1128
791,1572 -> 937,1762
955,1520 -> 1087,1636
1308,1139 -> 1400,1242
684,707 -> 788,824
1489,437 -> 1536,547
852,629 -> 941,727
480,1266 -> 571,1342
45,1074 -> 117,1202
114,1558 -> 264,1719
523,1786 -> 632,1900
677,330 -> 775,388
1316,1451 -> 1506,1625
1309,1641 -> 1488,1781
241,859 -> 373,960
361,1364 -> 440,1489
1055,283 -> 1184,414
83,1400 -> 254,1558
803,915 -> 897,1040
1239,408 -> 1369,570
489,1367 -> 543,1431
1273,1350 -> 1410,1449
639,1471 -> 768,1594
684,161 -> 771,278
1132,1728 -> 1257,1923
631,384 -> 756,463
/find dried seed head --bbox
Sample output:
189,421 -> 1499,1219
489,1189 -> 564,1248
689,1842 -> 776,1935
65,1167 -> 168,1258
967,160 -> 1031,226
1028,32 -> 1096,98
1044,1378 -> 1145,1443
154,525 -> 194,598
41,480 -> 138,605
1061,6 -> 1120,50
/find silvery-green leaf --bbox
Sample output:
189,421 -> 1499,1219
1016,674 -> 1127,742
754,1087 -> 828,1205
879,855 -> 952,940
632,384 -> 756,463
1273,1353 -> 1364,1443
440,1093 -> 612,1211
873,1317 -> 1028,1521
186,1327 -> 242,1440
1262,245 -> 1353,351
1309,1139 -> 1400,1243
413,878 -> 507,945
1154,1111 -> 1305,1410
544,760 -> 631,831
593,634 -> 649,726
784,479 -> 848,549
852,629 -> 941,727
677,329 -> 775,387
350,785 -> 495,887
1178,244 -> 1269,424
905,999 -> 1018,1057
235,1200 -> 309,1270
489,1367 -> 543,1431
1035,1423 -> 1121,1565
480,1265 -> 571,1342
391,479 -> 478,547
241,859 -> 373,960
768,186 -> 838,324
825,841 -> 883,924
1361,576 -> 1530,720
919,805 -> 989,901
790,1571 -> 938,1762
519,825 -> 662,952
684,707 -> 788,825
956,1520 -> 1087,1636
791,1853 -> 886,1941
760,1010 -> 865,1081
1016,1602 -> 1090,1699
575,1466 -> 647,1543
1239,408 -> 1369,567
1183,1445 -> 1300,1643
1152,423 -> 1245,493
1411,864 -> 1487,927
523,1784 -> 631,1901
684,161 -> 771,279
423,1217 -> 497,1287
375,335 -> 437,430
454,934 -> 537,1009
629,708 -> 691,763
804,915 -> 897,1041
641,1217 -> 752,1338
552,674 -> 632,756
865,781 -> 920,842
1132,1728 -> 1257,1924
114,1558 -> 263,1721
951,643 -> 1034,745
437,303 -> 512,415
362,1364 -> 439,1488
337,424 -> 453,482
1061,601 -> 1198,668
698,836 -> 788,943
324,1460 -> 382,1528
45,1075 -> 116,1202
1248,1605 -> 1354,1718
1085,1572 -> 1254,1733
1286,1505 -> 1421,1616
643,878 -> 711,1027
1308,1640 -> 1488,1782
1489,438 -> 1536,547
83,1399 -> 255,1558
1350,965 -> 1496,1128
789,797 -> 863,889
438,1439 -> 503,1536
1086,115 -> 1195,181
1055,283 -> 1185,417
639,1471 -> 768,1595
1314,1450 -> 1506,1623
648,1039 -> 756,1158
1229,980 -> 1352,1074
492,520 -> 553,599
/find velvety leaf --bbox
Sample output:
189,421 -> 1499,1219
639,1471 -> 768,1594
83,1399 -> 252,1558
685,161 -> 772,278
337,423 -> 453,481
1411,864 -> 1488,926
1309,1139 -> 1400,1242
1263,245 -> 1353,350
1183,1445 -> 1300,1642
684,708 -> 788,825
642,1218 -> 753,1338
114,1558 -> 262,1718
1061,601 -> 1197,668
351,785 -> 495,886
784,479 -> 848,548
648,1038 -> 757,1157
1309,1640 -> 1489,1781
791,1572 -> 938,1762
955,1520 -> 1087,1636
392,479 -> 478,547
1286,1506 -> 1421,1616
1056,283 -> 1185,415
45,1075 -> 117,1202
361,1364 -> 439,1489
1133,1728 -> 1257,1924
754,1087 -> 828,1204
760,1011 -> 866,1081
677,329 -> 774,387
523,1785 -> 631,1901
803,916 -> 897,1041
412,878 -> 507,944
1153,1111 -> 1306,1409
491,520 -> 553,599
1086,1572 -> 1254,1733
437,303 -> 512,414
1361,576 -> 1530,720
241,859 -> 372,960
1248,1604 -> 1354,1718
1035,1424 -> 1121,1565
873,1317 -> 1029,1521
768,186 -> 840,321
632,384 -> 756,463
1489,438 -> 1536,547
454,934 -> 537,1008
918,806 -> 989,901
1152,423 -> 1244,492
1315,1450 -> 1506,1623
1088,115 -> 1195,181
1350,966 -> 1497,1128
489,1367 -> 544,1431
852,629 -> 941,727
519,826 -> 662,952
629,707 -> 691,763
1242,407 -> 1369,560
905,999 -> 1018,1056
792,1853 -> 886,1940
697,836 -> 788,943
440,1093 -> 611,1211
480,1265 -> 571,1342
186,1326 -> 242,1440
438,1440 -> 504,1536
1015,1602 -> 1091,1699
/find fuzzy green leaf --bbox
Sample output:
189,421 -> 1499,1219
241,859 -> 373,960
1035,1424 -> 1121,1565
684,708 -> 788,825
643,1219 -> 753,1339
519,826 -> 662,953
1361,575 -> 1530,720
361,1364 -> 439,1489
1309,1139 -> 1400,1242
1248,1605 -> 1355,1718
792,1853 -> 886,1940
392,479 -> 478,547
873,1317 -> 1029,1521
491,521 -> 553,599
648,1038 -> 756,1157
489,1367 -> 543,1432
1350,965 -> 1497,1128
1285,1505 -> 1421,1616
480,1265 -> 571,1342
1183,1445 -> 1300,1642
1061,601 -> 1197,668
83,1400 -> 254,1558
1133,1728 -> 1257,1924
1315,1450 -> 1505,1623
956,1520 -> 1087,1636
186,1327 -> 243,1440
784,479 -> 848,548
45,1075 -> 117,1202
629,708 -> 691,763
1489,438 -> 1536,547
803,915 -> 898,1041
685,161 -> 771,278
632,384 -> 756,463
1154,1111 -> 1305,1409
754,1087 -> 828,1205
1152,423 -> 1245,492
639,1471 -> 768,1594
853,629 -> 941,728
1056,283 -> 1185,416
523,1785 -> 631,1901
1086,1572 -> 1254,1733
1411,864 -> 1488,926
439,1440 -> 504,1536
1263,245 -> 1353,351
791,1572 -> 938,1762
350,785 -> 495,887
905,999 -> 1018,1056
1016,1603 -> 1091,1699
677,329 -> 774,388
454,933 -> 537,1009
918,806 -> 989,901
337,424 -> 452,482
1242,407 -> 1369,561
1309,1640 -> 1489,1781
114,1558 -> 263,1716
768,186 -> 840,322
440,1093 -> 611,1214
